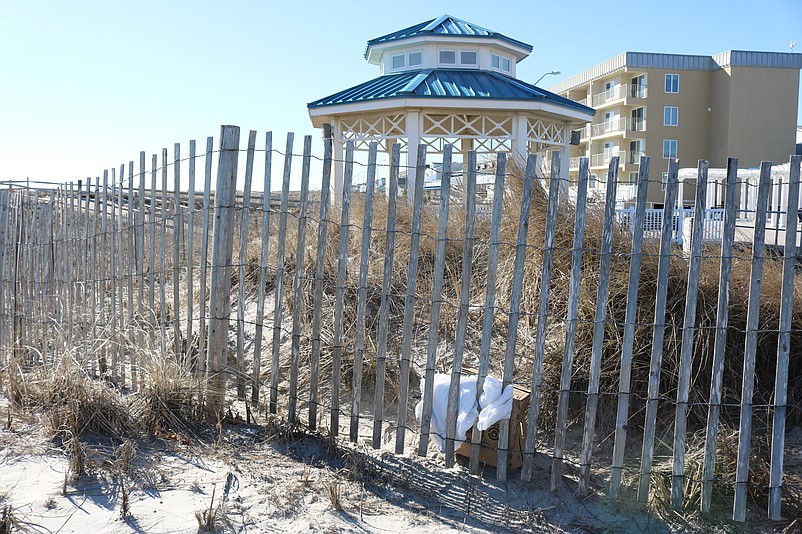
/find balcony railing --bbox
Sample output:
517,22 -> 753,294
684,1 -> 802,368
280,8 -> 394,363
592,83 -> 648,107
629,84 -> 647,99
591,150 -> 626,167
569,150 -> 646,170
628,150 -> 646,164
629,117 -> 646,132
591,117 -> 628,137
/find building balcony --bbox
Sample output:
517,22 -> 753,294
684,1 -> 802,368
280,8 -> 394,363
591,117 -> 628,137
568,150 -> 646,170
592,84 -> 648,108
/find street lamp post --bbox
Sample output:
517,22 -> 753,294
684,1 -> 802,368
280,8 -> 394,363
534,70 -> 561,86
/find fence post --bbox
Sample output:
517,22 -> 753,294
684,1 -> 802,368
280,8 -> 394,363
733,161 -> 772,521
469,152 -> 507,474
417,143 -> 452,457
522,150 -> 562,482
496,153 -> 538,481
701,157 -> 739,512
768,154 -> 801,519
577,156 -> 619,494
671,160 -> 708,510
609,156 -> 649,496
552,157 -> 590,490
206,125 -> 240,414
638,158 -> 680,502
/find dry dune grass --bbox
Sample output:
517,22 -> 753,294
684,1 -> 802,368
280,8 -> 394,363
243,160 -> 801,436
231,158 -> 801,518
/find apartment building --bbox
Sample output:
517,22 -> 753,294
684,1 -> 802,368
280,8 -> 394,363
549,51 -> 802,207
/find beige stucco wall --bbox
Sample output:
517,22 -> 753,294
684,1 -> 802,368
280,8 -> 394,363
561,61 -> 801,207
722,66 -> 800,167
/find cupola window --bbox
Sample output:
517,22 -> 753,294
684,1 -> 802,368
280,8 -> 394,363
439,50 -> 457,65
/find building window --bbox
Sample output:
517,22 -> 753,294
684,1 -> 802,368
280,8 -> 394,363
460,51 -> 477,65
662,172 -> 669,191
664,106 -> 678,126
491,54 -> 500,68
439,50 -> 457,65
590,174 -> 599,189
408,52 -> 422,66
392,54 -> 405,69
663,139 -> 678,158
628,172 -> 639,184
502,57 -> 511,72
665,73 -> 679,93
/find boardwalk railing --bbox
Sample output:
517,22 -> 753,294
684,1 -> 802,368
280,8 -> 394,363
0,125 -> 800,522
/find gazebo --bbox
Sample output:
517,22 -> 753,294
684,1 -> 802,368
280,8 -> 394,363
307,15 -> 594,200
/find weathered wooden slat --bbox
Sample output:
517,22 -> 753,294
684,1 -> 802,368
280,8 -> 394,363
638,158 -> 680,502
671,160 -> 709,510
372,143 -> 400,448
444,150 -> 477,467
288,135 -> 312,423
0,191 -> 9,364
90,177 -> 100,376
700,158 -> 738,513
198,137 -> 214,373
350,141 -> 378,442
733,161 -> 773,522
577,157 -> 620,494
99,171 -> 109,376
67,182 -> 76,356
206,125 -> 241,412
236,131 -> 257,400
252,132 -> 273,405
522,151 -> 562,482
135,152 -> 146,389
496,153 -> 538,481
418,143 -> 453,456
308,131 -> 331,426
269,132 -> 294,415
331,141 -> 355,434
173,144 -> 183,359
148,155 -> 157,336
395,144 -> 427,454
159,148 -> 168,350
609,156 -> 650,497
186,140 -> 196,367
127,162 -> 135,388
469,152 -> 506,474
551,157 -> 590,490
768,154 -> 801,520
110,172 -> 119,381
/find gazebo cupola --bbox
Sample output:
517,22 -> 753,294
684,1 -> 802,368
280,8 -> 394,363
308,15 -> 594,199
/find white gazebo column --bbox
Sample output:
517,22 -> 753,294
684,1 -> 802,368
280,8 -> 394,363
385,139 -> 395,198
560,122 -> 571,195
332,118 -> 345,205
405,109 -> 421,202
460,138 -> 474,205
513,113 -> 528,168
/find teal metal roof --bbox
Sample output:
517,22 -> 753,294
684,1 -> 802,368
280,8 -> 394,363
307,70 -> 595,115
364,15 -> 533,59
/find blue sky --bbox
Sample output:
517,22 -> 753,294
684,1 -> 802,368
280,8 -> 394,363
1,0 -> 800,187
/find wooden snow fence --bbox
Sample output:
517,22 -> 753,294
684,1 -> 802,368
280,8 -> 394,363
0,124 -> 800,522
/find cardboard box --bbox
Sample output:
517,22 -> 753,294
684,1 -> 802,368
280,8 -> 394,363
455,371 -> 531,470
